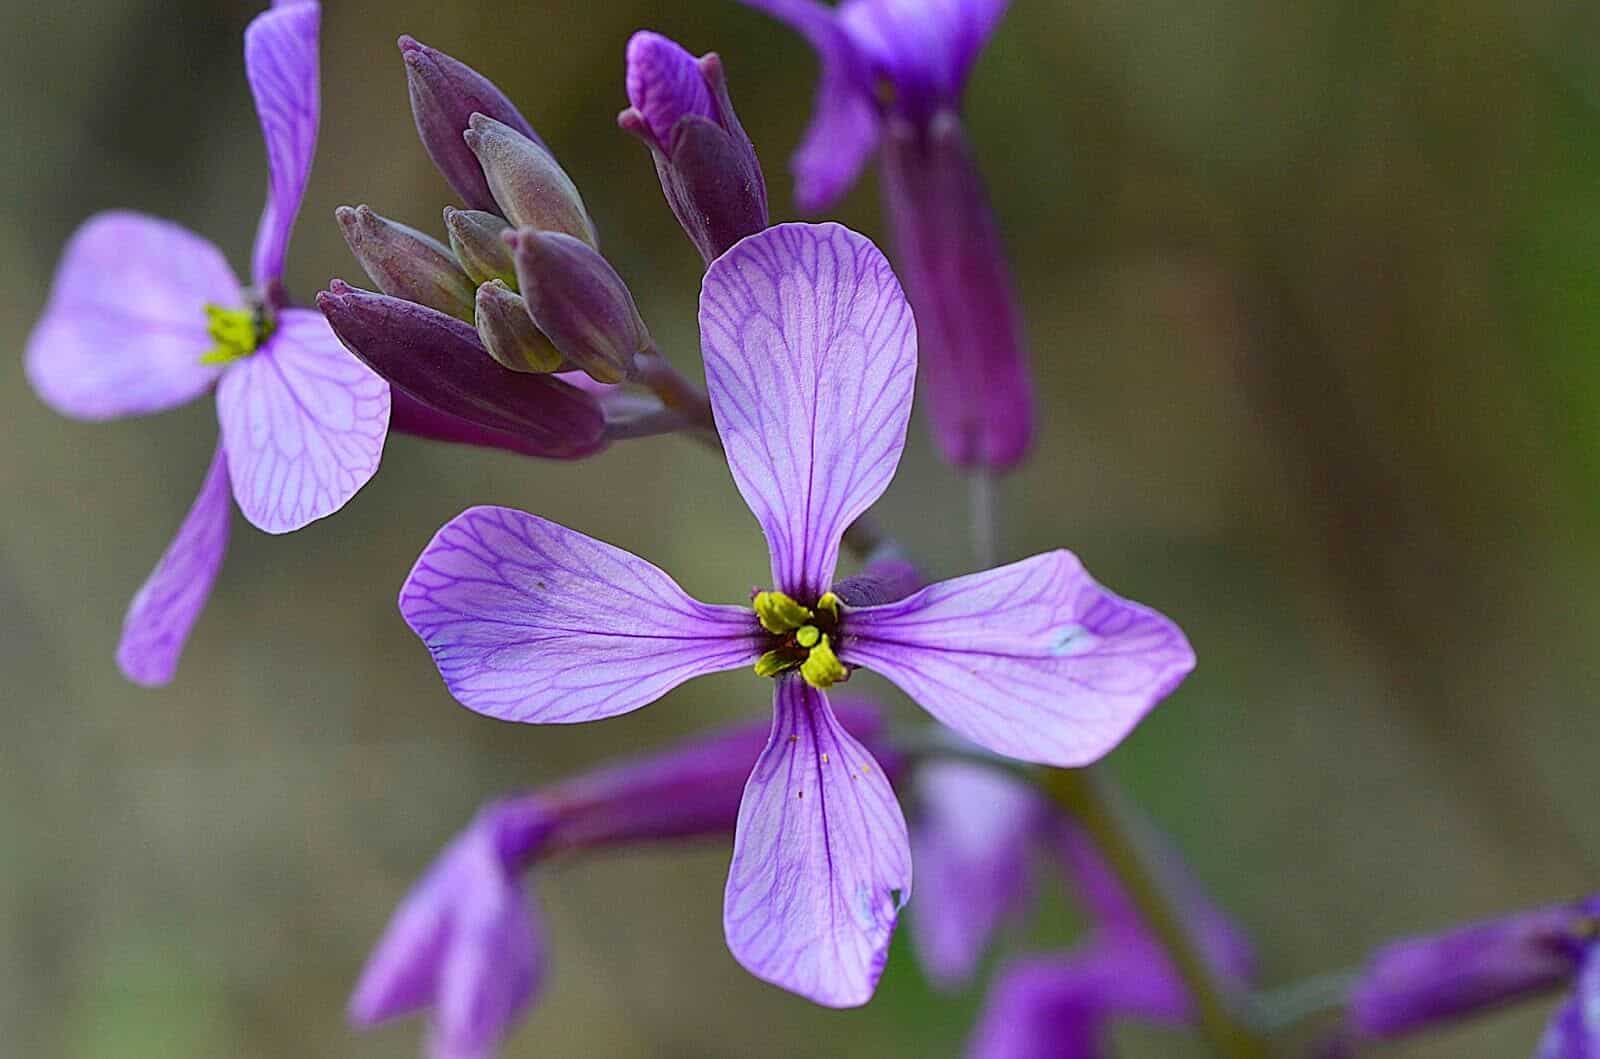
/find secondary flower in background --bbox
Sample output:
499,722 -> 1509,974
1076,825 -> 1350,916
23,0 -> 389,686
1347,895 -> 1600,1056
618,30 -> 769,264
741,0 -> 1034,472
397,222 -> 1194,1005
350,705 -> 893,1059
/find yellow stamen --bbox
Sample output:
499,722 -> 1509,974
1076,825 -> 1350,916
794,624 -> 821,649
799,633 -> 847,689
754,590 -> 812,634
814,592 -> 842,623
200,304 -> 263,365
754,649 -> 798,678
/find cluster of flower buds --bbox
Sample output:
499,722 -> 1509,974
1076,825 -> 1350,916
323,37 -> 677,459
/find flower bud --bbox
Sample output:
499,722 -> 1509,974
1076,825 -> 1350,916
463,115 -> 597,247
399,35 -> 544,212
475,280 -> 563,374
444,207 -> 515,287
335,205 -> 475,321
509,229 -> 649,384
619,34 -> 767,263
317,280 -> 605,458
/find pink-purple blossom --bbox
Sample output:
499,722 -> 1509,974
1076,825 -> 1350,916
23,1 -> 390,686
396,221 -> 1194,1006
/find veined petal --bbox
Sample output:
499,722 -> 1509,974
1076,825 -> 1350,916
844,552 -> 1194,767
700,223 -> 916,601
723,678 -> 910,1006
908,760 -> 1039,988
245,1 -> 320,288
26,212 -> 237,420
1537,952 -> 1600,1059
839,0 -> 1010,116
115,443 -> 232,686
738,0 -> 880,211
400,507 -> 761,724
217,309 -> 390,534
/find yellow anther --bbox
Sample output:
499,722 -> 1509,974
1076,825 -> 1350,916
754,649 -> 797,678
814,592 -> 842,623
820,752 -> 829,764
200,304 -> 263,365
795,624 -> 821,649
799,633 -> 847,689
754,590 -> 812,634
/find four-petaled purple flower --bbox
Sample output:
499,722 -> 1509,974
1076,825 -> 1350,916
397,221 -> 1195,1006
1348,895 -> 1600,1057
742,0 -> 1033,471
23,0 -> 390,686
350,704 -> 892,1059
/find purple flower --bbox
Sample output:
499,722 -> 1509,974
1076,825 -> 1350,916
351,706 -> 890,1059
742,0 -> 1032,470
397,222 -> 1194,1005
22,2 -> 389,687
1349,896 -> 1600,1055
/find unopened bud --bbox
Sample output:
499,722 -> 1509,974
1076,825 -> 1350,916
475,280 -> 563,374
444,207 -> 515,287
509,229 -> 648,384
463,115 -> 596,247
336,205 -> 476,320
399,35 -> 544,212
619,34 -> 767,263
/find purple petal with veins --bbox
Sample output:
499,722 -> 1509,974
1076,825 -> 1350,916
625,31 -> 714,145
115,443 -> 231,686
245,1 -> 320,289
838,0 -> 1010,119
737,0 -> 881,211
700,222 -> 916,601
724,678 -> 910,1006
400,506 -> 762,724
216,308 -> 389,534
843,551 -> 1195,767
25,211 -> 237,420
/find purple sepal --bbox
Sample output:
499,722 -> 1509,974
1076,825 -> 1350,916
832,550 -> 922,607
336,205 -> 476,321
462,116 -> 597,246
444,208 -> 516,288
508,230 -> 649,384
620,35 -> 768,263
474,280 -> 562,374
880,112 -> 1032,471
399,36 -> 544,213
317,281 -> 606,459
1350,898 -> 1599,1039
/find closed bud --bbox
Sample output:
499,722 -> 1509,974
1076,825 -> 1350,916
444,207 -> 516,287
620,33 -> 767,263
475,280 -> 563,374
336,205 -> 476,321
509,229 -> 648,384
463,115 -> 597,247
399,35 -> 544,212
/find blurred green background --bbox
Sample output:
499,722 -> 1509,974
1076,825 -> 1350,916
6,0 -> 1600,1055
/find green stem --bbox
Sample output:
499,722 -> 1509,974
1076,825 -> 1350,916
1041,767 -> 1275,1059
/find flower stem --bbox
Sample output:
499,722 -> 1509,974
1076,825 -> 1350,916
968,471 -> 997,568
1041,767 -> 1274,1059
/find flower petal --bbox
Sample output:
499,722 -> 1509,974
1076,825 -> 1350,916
839,0 -> 1010,115
400,506 -> 761,724
843,551 -> 1195,767
908,759 -> 1040,988
700,222 -> 916,601
114,443 -> 232,686
738,1 -> 881,211
723,678 -> 910,1006
1537,951 -> 1600,1059
25,212 -> 238,420
245,0 -> 320,287
217,309 -> 389,533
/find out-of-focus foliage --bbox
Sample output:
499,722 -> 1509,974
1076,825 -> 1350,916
4,1 -> 1600,1055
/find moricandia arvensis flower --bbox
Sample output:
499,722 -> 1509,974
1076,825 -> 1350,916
23,0 -> 390,686
740,0 -> 1034,472
397,221 -> 1194,1006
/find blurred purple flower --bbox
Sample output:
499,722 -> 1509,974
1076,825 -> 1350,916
741,0 -> 1032,470
396,222 -> 1194,1005
1349,895 -> 1600,1056
351,705 -> 889,1059
23,1 -> 390,686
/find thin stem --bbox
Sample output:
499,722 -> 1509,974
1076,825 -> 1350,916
968,471 -> 997,568
1041,768 -> 1274,1059
1250,969 -> 1357,1035
634,347 -> 716,432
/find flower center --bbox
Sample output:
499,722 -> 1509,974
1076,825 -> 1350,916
200,303 -> 273,365
752,590 -> 848,689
